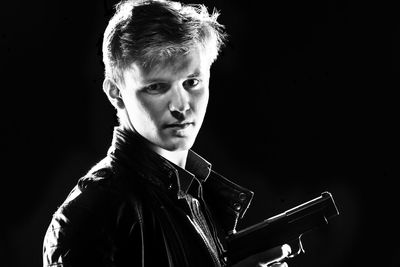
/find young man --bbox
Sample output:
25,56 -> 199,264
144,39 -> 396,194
43,0 -> 290,266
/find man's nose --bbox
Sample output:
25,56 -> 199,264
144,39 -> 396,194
168,85 -> 190,116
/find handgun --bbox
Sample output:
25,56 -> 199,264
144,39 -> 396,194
225,191 -> 339,264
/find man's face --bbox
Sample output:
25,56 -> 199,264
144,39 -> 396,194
119,47 -> 211,153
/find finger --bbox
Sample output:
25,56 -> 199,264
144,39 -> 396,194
261,244 -> 292,266
260,244 -> 291,261
270,262 -> 288,267
281,244 -> 292,258
270,244 -> 292,262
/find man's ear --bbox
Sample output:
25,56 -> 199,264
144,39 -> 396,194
103,78 -> 125,109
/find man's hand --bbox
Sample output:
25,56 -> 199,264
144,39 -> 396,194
232,244 -> 291,267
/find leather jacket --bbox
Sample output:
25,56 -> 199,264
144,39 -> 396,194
43,128 -> 254,266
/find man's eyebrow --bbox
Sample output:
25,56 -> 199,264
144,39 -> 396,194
143,70 -> 202,83
142,77 -> 166,84
187,70 -> 201,78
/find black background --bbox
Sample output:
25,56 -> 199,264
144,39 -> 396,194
1,0 -> 398,266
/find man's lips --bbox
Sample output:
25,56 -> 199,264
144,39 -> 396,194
163,121 -> 194,129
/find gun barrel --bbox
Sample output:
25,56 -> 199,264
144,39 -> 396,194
225,191 -> 339,264
285,191 -> 339,224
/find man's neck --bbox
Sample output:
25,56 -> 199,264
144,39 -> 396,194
155,148 -> 188,168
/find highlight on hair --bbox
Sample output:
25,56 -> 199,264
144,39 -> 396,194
102,0 -> 227,84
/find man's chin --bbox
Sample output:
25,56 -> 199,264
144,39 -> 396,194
162,136 -> 195,152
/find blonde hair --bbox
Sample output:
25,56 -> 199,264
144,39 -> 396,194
102,0 -> 227,84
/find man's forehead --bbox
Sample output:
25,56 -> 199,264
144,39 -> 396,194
124,49 -> 210,83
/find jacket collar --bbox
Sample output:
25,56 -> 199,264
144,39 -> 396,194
108,127 -> 211,197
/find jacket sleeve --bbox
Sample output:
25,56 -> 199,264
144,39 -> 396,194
42,185 -> 143,267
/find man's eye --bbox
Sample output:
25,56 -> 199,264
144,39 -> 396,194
144,83 -> 168,94
183,79 -> 200,89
